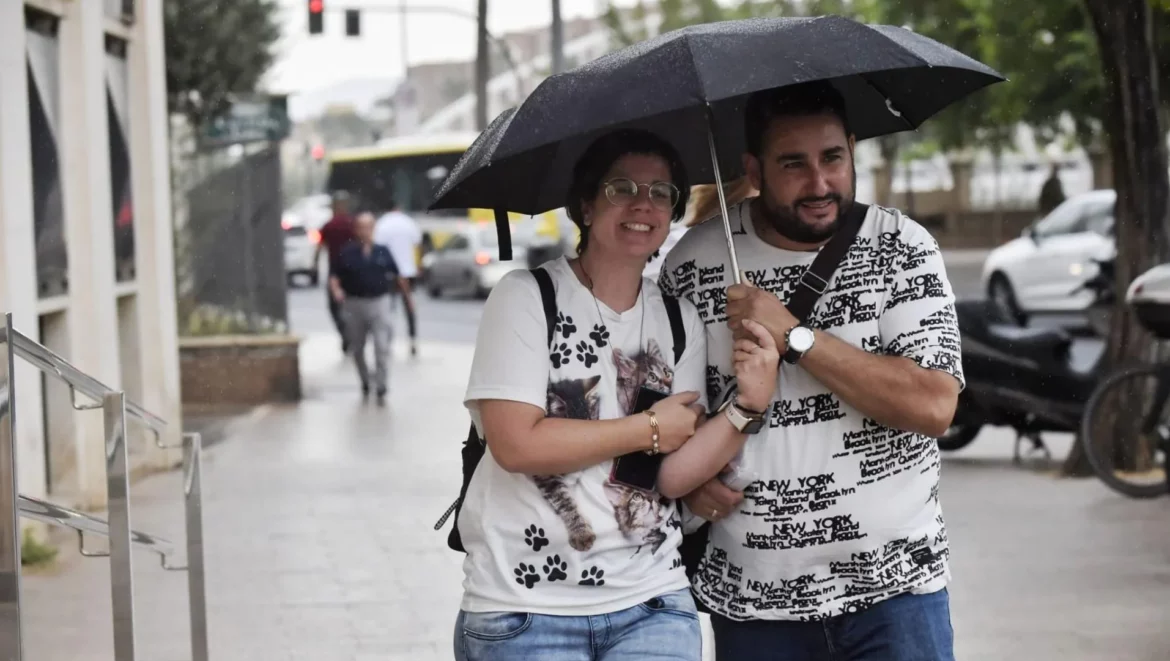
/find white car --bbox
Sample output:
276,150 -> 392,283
283,211 -> 322,287
422,223 -> 529,299
980,189 -> 1116,322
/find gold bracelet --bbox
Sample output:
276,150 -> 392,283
643,410 -> 661,455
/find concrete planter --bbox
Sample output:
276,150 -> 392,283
179,334 -> 302,405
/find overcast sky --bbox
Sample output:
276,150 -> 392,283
266,0 -> 646,95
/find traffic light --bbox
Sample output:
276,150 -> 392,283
345,9 -> 361,37
308,0 -> 324,35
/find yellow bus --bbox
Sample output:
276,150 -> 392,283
324,132 -> 576,271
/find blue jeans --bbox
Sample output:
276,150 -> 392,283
711,588 -> 955,661
454,588 -> 702,661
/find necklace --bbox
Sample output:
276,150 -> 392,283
577,259 -> 645,359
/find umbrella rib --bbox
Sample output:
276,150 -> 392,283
857,73 -> 916,132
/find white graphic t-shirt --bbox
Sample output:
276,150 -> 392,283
461,256 -> 709,616
658,201 -> 965,622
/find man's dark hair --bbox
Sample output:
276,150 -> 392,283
566,129 -> 691,254
744,80 -> 852,157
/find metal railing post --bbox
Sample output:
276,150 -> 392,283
103,392 -> 136,661
183,433 -> 208,661
0,314 -> 24,661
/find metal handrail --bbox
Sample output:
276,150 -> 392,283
17,494 -> 180,563
0,326 -> 167,434
1,313 -> 208,661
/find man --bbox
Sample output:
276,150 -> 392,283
373,198 -> 421,357
1038,161 -> 1066,216
658,80 -> 964,659
330,211 -> 414,404
316,194 -> 357,351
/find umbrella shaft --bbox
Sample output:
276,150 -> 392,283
705,115 -> 743,286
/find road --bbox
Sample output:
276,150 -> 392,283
287,252 -> 989,344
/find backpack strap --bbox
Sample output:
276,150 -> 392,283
437,266 -> 559,549
530,267 -> 557,347
662,294 -> 685,365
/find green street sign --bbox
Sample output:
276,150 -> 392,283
201,94 -> 290,148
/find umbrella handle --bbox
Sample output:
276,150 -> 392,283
705,106 -> 743,287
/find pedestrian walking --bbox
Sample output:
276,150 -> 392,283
329,211 -> 412,405
659,80 -> 966,660
374,198 -> 422,357
316,193 -> 357,352
453,129 -> 779,660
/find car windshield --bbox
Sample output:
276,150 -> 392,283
1033,199 -> 1087,237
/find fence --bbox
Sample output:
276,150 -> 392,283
177,143 -> 289,333
0,313 -> 208,661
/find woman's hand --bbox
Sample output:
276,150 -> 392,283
647,391 -> 704,453
733,318 -> 780,413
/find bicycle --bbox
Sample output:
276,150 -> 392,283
1079,263 -> 1170,499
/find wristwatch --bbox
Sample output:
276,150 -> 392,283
717,396 -> 766,434
784,325 -> 816,364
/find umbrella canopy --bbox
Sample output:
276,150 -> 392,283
429,14 -> 1004,217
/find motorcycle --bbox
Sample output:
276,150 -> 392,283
939,259 -> 1115,461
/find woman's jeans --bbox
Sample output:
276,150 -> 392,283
454,588 -> 702,661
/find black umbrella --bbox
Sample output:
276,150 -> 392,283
429,15 -> 1005,277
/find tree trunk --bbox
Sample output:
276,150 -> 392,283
1063,0 -> 1170,476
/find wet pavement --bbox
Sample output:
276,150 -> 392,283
18,332 -> 1170,660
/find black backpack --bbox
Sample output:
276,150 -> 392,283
434,265 -> 690,557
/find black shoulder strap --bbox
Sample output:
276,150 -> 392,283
662,294 -> 685,364
787,202 -> 868,322
530,267 -> 557,347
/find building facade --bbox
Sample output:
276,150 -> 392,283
0,0 -> 180,508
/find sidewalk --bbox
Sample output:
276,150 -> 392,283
18,333 -> 1170,660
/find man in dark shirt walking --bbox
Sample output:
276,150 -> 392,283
329,211 -> 414,403
316,193 -> 357,351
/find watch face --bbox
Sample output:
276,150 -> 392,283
789,326 -> 815,352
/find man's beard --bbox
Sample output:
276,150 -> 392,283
756,166 -> 857,244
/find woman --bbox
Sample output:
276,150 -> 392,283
455,128 -> 780,660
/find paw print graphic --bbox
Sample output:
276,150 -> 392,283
556,312 -> 577,339
514,563 -> 541,589
578,566 -> 605,586
550,343 -> 572,368
542,555 -> 568,582
524,525 -> 549,552
589,324 -> 610,348
575,341 -> 598,368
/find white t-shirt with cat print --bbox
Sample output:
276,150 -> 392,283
460,255 -> 709,616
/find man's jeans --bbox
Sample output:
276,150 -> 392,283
453,588 -> 702,661
710,588 -> 955,661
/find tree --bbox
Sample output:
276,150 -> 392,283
1062,0 -> 1170,476
164,0 -> 281,130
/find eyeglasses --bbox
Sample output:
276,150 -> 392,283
603,178 -> 680,211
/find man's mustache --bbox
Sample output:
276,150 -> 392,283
794,193 -> 843,208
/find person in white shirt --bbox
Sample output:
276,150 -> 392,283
658,80 -> 965,660
456,128 -> 781,660
374,199 -> 421,356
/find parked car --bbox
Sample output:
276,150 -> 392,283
283,210 -> 322,287
421,223 -> 529,299
980,189 -> 1116,323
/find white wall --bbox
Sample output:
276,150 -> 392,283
0,1 -> 180,508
